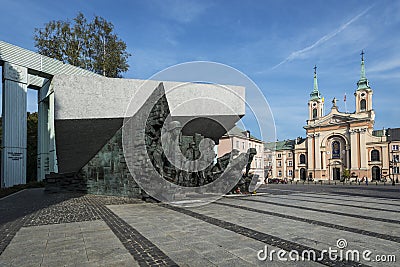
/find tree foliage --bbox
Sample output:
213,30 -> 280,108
27,112 -> 38,182
342,168 -> 350,180
34,12 -> 131,78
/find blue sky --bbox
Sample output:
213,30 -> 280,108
1,0 -> 400,141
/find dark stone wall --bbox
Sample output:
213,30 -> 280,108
79,128 -> 141,198
45,172 -> 87,193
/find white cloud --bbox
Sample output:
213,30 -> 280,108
369,71 -> 400,80
369,57 -> 400,73
271,5 -> 374,70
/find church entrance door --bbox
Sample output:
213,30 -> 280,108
333,167 -> 341,180
300,168 -> 306,181
372,166 -> 381,181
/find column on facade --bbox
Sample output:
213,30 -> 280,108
1,62 -> 28,187
321,150 -> 326,171
315,134 -> 321,172
382,145 -> 389,174
346,143 -> 351,169
307,136 -> 314,172
360,129 -> 367,169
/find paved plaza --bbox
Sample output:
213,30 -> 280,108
0,185 -> 399,266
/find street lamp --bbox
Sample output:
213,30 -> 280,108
391,150 -> 399,185
386,128 -> 395,186
389,157 -> 396,186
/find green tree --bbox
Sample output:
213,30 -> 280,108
34,12 -> 131,78
342,168 -> 350,181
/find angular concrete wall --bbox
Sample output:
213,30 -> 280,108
51,75 -> 245,174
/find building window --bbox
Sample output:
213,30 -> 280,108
288,170 -> 293,176
393,145 -> 399,151
242,142 -> 245,149
277,161 -> 282,167
371,149 -> 380,161
300,154 -> 306,164
393,167 -> 400,174
360,99 -> 366,111
332,141 -> 340,159
393,155 -> 399,163
278,170 -> 282,177
288,152 -> 292,158
288,160 -> 293,167
236,141 -> 239,148
268,161 -> 272,166
277,153 -> 281,158
312,109 -> 317,119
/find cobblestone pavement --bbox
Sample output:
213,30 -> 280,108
1,186 -> 399,266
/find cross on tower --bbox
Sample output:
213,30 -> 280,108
313,65 -> 317,74
361,50 -> 364,61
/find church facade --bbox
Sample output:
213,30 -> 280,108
265,53 -> 400,182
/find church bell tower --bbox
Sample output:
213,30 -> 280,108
355,50 -> 373,113
308,65 -> 324,121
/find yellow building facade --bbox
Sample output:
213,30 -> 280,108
218,126 -> 265,179
266,53 -> 400,182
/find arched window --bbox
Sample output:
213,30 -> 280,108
312,109 -> 317,119
332,141 -> 340,159
360,99 -> 366,111
371,149 -> 380,161
300,154 -> 306,164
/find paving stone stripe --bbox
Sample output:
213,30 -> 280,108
305,191 -> 400,201
160,204 -> 369,267
109,204 -> 309,266
292,193 -> 400,208
261,188 -> 400,201
0,220 -> 141,266
1,190 -> 179,266
262,194 -> 400,213
86,197 -> 179,267
243,196 -> 400,224
1,191 -> 104,255
263,186 -> 400,193
203,200 -> 400,260
251,196 -> 400,223
302,191 -> 400,201
213,201 -> 400,244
